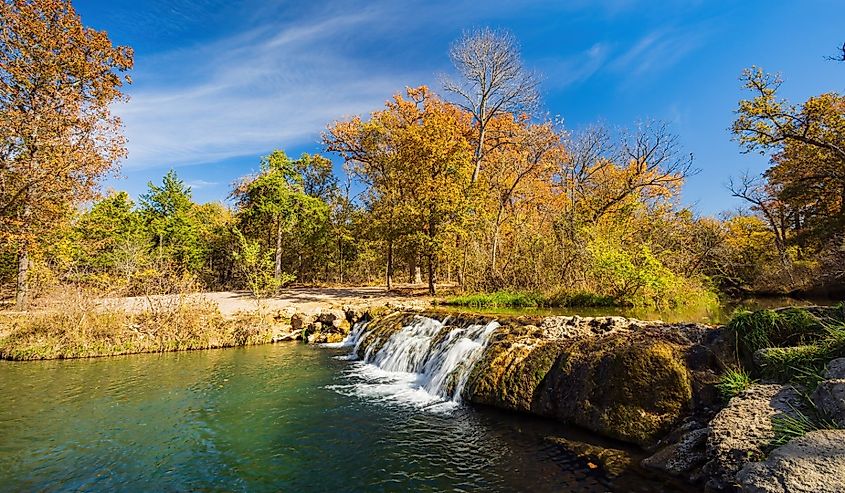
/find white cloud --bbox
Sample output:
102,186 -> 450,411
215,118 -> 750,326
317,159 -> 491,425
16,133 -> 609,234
117,8 -> 426,170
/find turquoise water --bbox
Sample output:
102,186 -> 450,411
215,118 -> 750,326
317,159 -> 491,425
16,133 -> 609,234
0,343 -> 692,492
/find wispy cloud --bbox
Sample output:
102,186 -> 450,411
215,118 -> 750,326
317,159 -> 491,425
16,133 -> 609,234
608,27 -> 707,77
117,6 -> 426,170
185,179 -> 219,190
542,43 -> 611,89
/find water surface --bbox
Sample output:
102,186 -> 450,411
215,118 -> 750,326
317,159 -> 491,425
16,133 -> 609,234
1,343 -> 692,492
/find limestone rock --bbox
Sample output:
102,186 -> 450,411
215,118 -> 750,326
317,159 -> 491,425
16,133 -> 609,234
291,312 -> 316,331
736,429 -> 845,493
642,426 -> 709,477
465,319 -> 710,447
703,384 -> 807,491
811,381 -> 845,428
824,358 -> 845,379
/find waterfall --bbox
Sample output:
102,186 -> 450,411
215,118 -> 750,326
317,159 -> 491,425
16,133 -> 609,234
333,315 -> 499,405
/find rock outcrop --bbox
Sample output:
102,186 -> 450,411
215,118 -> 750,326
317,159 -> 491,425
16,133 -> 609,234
736,429 -> 845,493
459,315 -> 724,447
701,384 -> 807,492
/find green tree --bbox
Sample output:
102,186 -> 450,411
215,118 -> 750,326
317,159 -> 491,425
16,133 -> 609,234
140,170 -> 204,272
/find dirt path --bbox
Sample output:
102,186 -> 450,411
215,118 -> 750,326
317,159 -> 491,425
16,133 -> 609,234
98,285 -> 434,317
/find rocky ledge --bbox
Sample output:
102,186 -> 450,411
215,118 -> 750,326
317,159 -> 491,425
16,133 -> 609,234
330,307 -> 845,492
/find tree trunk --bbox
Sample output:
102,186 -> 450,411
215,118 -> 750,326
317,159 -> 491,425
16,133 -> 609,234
16,246 -> 29,310
386,240 -> 394,291
427,253 -> 436,296
408,253 -> 422,284
471,124 -> 486,184
274,215 -> 283,280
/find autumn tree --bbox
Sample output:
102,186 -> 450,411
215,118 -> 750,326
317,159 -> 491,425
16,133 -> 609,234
326,86 -> 473,294
481,115 -> 563,274
0,0 -> 133,308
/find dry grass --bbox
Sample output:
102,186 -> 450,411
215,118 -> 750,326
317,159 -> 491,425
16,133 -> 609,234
0,288 -> 283,360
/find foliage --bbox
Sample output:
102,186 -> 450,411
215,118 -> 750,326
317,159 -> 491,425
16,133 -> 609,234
232,229 -> 289,303
0,0 -> 133,308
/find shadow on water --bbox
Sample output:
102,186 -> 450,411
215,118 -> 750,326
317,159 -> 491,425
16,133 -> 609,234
1,343 -> 696,492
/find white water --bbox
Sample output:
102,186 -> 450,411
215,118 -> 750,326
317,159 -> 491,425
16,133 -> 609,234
327,315 -> 500,411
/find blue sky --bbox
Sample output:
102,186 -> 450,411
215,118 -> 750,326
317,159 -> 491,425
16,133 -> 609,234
76,0 -> 844,214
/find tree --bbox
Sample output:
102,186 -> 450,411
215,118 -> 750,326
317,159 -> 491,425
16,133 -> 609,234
732,68 -> 845,220
231,150 -> 328,284
0,0 -> 133,308
826,42 -> 845,62
441,27 -> 539,184
326,86 -> 473,294
732,67 -> 845,267
481,116 -> 563,273
140,170 -> 205,272
232,228 -> 286,307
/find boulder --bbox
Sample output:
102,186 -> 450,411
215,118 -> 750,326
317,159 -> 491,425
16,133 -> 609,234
544,436 -> 633,478
824,357 -> 845,379
702,384 -> 807,492
464,317 -> 721,447
825,358 -> 845,380
736,429 -> 845,493
810,358 -> 845,427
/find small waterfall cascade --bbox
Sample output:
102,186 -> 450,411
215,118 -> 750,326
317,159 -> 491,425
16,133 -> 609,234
339,315 -> 500,403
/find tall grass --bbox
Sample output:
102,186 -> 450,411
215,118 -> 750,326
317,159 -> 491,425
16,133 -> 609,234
441,290 -> 616,309
0,289 -> 279,360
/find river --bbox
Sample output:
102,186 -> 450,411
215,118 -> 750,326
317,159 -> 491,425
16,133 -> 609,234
0,339 -> 694,492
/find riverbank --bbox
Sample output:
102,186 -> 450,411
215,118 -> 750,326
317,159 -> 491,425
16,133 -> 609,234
0,287 -> 429,360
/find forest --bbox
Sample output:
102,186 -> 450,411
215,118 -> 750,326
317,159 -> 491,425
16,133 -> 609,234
2,2 -> 844,311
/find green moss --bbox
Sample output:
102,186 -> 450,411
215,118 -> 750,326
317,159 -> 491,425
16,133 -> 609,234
755,345 -> 829,387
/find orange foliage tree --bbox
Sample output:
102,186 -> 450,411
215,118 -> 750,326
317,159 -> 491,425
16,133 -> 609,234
0,0 -> 133,308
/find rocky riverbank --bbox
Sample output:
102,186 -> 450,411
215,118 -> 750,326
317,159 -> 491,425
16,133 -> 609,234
315,305 -> 845,492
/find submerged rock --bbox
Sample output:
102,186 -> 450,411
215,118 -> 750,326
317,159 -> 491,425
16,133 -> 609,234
702,384 -> 807,492
544,436 -> 633,478
642,425 -> 710,478
736,429 -> 845,493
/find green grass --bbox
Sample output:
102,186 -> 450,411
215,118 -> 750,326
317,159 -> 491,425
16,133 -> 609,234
727,307 -> 828,355
770,403 -> 839,450
716,368 -> 754,401
441,290 -> 616,309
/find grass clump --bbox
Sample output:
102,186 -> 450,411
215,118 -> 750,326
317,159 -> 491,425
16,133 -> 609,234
727,307 -> 827,355
770,405 -> 839,449
716,368 -> 754,401
442,289 -> 616,309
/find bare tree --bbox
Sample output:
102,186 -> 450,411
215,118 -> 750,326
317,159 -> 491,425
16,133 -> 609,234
441,27 -> 540,184
727,171 -> 791,262
565,121 -> 697,222
825,42 -> 845,62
